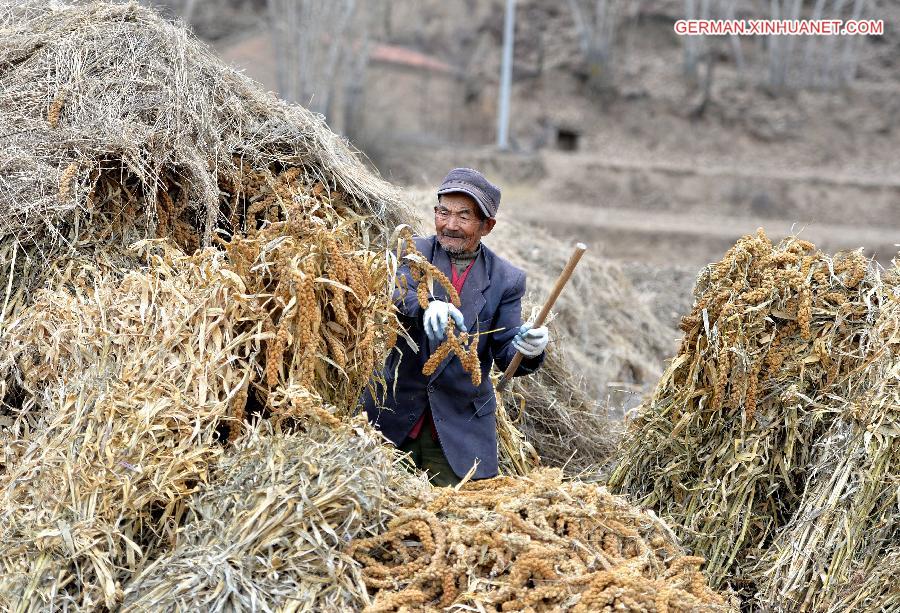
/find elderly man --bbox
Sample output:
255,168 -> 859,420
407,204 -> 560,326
363,168 -> 549,486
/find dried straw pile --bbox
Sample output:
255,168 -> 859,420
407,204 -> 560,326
0,204 -> 401,609
0,2 -> 730,611
758,273 -> 900,612
0,0 -> 411,293
610,229 -> 900,610
122,418 -> 410,611
0,2 -> 401,609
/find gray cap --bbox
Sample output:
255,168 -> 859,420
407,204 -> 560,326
436,167 -> 501,219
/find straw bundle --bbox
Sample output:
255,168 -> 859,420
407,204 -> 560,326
0,244 -> 241,609
0,221 -> 397,609
350,468 -> 732,612
609,229 -> 898,604
827,545 -> 900,612
122,417 -> 411,611
757,278 -> 900,612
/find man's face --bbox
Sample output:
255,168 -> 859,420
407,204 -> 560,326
434,192 -> 496,255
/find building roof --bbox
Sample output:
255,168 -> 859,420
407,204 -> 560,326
370,44 -> 457,74
216,30 -> 459,95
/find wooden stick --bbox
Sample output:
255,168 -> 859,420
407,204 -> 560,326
496,242 -> 587,392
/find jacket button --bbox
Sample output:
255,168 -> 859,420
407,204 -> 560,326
407,414 -> 415,422
427,385 -> 435,393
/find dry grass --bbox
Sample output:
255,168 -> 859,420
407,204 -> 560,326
0,216 -> 399,608
758,277 -> 900,612
122,417 -> 410,611
1,243 -> 242,608
827,545 -> 900,612
0,0 -> 413,296
0,4 -> 404,608
609,229 -> 900,609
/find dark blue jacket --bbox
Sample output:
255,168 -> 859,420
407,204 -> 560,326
363,235 -> 544,479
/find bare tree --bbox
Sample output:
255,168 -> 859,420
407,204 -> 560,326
341,7 -> 374,139
772,0 -> 871,90
267,0 -> 378,131
767,0 -> 803,92
682,0 -> 701,80
566,0 -> 621,91
723,0 -> 745,82
794,0 -> 872,88
682,0 -> 723,117
682,0 -> 872,96
838,0 -> 868,83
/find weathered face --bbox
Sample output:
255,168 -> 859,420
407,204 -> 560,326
434,192 -> 496,255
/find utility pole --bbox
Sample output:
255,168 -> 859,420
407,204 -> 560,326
496,0 -> 516,150
182,0 -> 197,25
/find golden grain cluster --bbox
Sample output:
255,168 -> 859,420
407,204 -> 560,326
0,166 -> 405,608
351,469 -> 729,613
611,229 -> 900,611
396,228 -> 482,387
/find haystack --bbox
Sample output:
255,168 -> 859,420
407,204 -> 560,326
0,2 -> 403,608
758,277 -> 899,612
610,229 -> 900,609
0,208 -> 406,607
122,418 -> 411,611
0,0 -> 412,296
0,2 -> 729,611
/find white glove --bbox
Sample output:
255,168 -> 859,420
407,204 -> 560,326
423,300 -> 465,343
512,322 -> 549,357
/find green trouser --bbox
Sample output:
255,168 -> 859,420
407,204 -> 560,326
399,432 -> 461,488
